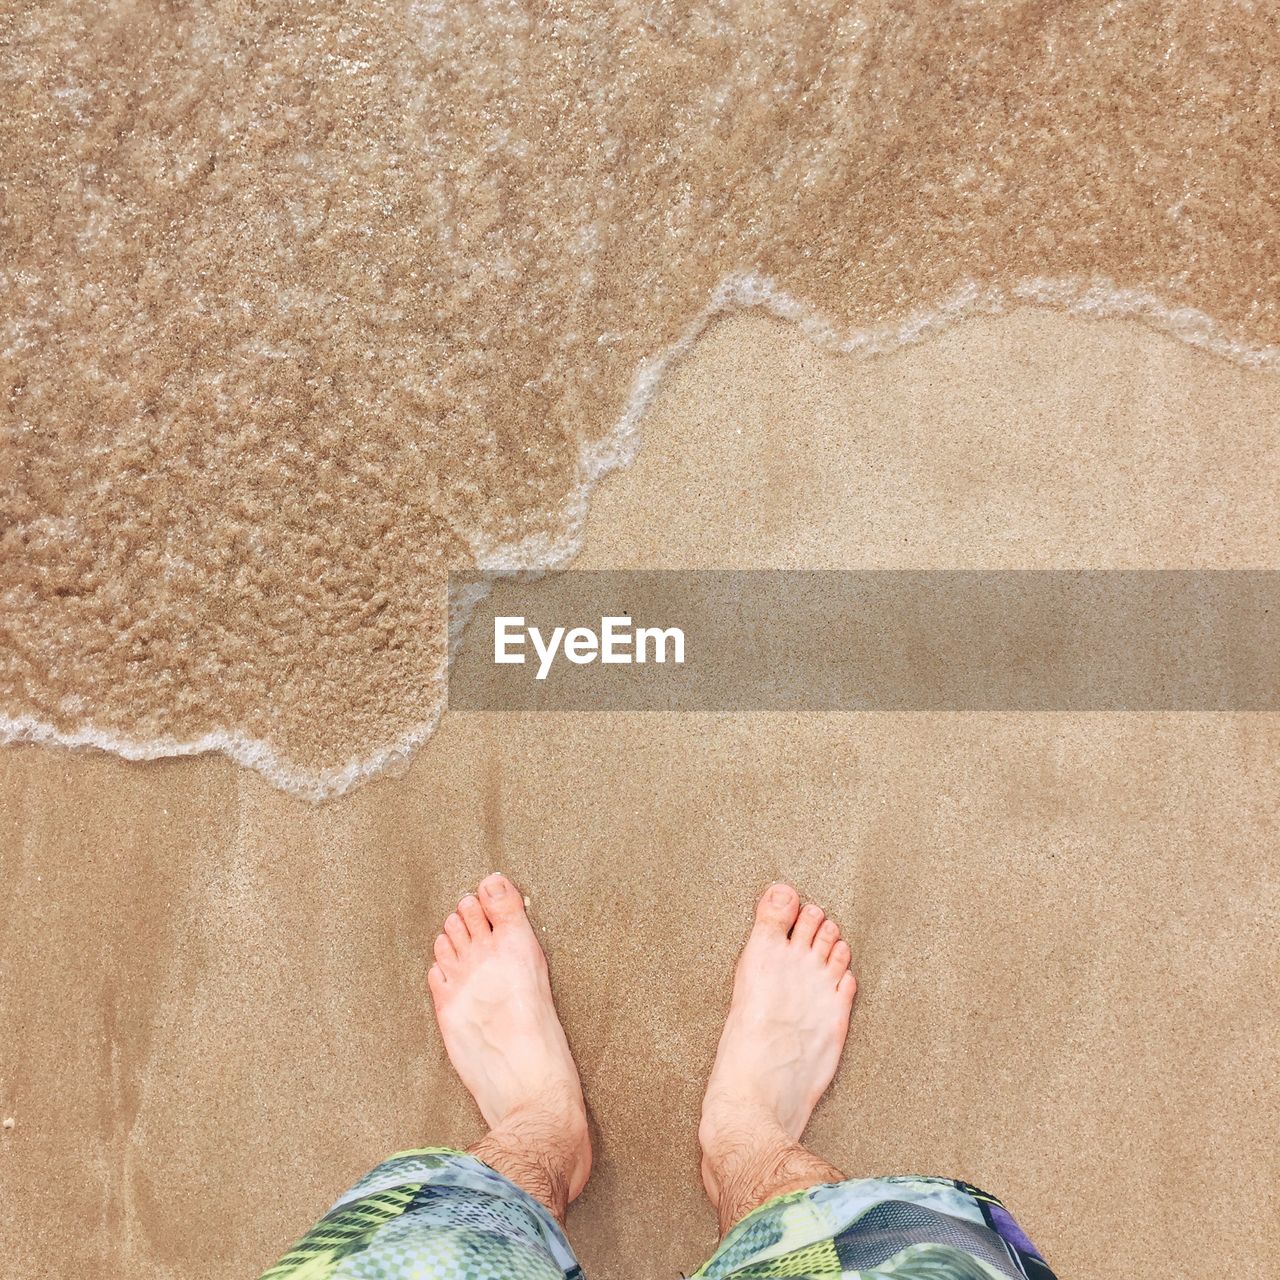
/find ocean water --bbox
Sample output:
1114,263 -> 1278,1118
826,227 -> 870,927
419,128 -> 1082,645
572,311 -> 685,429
2,1 -> 1278,799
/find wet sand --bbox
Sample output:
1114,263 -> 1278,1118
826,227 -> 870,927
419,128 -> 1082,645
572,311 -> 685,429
8,1 -> 1280,785
2,310 -> 1278,1279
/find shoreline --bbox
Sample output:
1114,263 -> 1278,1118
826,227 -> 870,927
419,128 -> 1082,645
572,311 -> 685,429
6,297 -> 1280,802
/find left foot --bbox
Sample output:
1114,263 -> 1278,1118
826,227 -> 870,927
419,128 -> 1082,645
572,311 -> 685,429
428,874 -> 591,1203
699,884 -> 856,1200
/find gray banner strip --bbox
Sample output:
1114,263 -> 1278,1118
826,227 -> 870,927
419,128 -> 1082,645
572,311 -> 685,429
447,571 -> 1280,711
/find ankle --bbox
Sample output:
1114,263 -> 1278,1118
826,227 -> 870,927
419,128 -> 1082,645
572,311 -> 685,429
698,1100 -> 844,1237
501,1093 -> 591,1180
469,1094 -> 591,1223
698,1096 -> 780,1214
505,1088 -> 588,1136
698,1089 -> 780,1170
469,1125 -> 589,1225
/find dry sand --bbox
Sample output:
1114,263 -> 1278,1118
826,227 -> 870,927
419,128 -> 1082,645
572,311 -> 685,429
2,310 -> 1278,1279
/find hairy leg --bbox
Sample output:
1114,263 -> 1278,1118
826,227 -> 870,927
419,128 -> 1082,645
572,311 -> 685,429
699,1110 -> 847,1237
466,1103 -> 584,1226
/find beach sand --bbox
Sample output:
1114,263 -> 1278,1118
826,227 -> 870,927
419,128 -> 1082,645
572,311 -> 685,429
2,310 -> 1278,1279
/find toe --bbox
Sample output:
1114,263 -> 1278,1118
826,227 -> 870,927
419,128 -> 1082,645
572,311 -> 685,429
753,883 -> 801,936
427,963 -> 447,996
792,902 -> 825,946
829,939 -> 852,978
478,873 -> 526,927
457,894 -> 489,937
837,970 -> 858,1001
815,918 -> 841,960
433,933 -> 458,974
444,912 -> 470,949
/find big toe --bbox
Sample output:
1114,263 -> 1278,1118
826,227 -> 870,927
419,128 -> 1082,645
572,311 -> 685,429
478,873 -> 527,927
754,883 -> 801,935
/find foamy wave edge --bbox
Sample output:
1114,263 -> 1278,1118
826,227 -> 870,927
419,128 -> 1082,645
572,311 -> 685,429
5,272 -> 1277,801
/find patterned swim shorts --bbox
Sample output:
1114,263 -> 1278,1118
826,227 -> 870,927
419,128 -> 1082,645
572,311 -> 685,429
259,1148 -> 1057,1279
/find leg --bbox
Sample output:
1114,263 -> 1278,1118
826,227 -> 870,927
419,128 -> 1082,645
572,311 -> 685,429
698,883 -> 856,1237
430,873 -> 591,1226
257,874 -> 589,1280
692,886 -> 1057,1279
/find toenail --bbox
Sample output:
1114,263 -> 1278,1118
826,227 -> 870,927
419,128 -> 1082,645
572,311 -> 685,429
485,877 -> 508,898
805,904 -> 822,916
770,885 -> 792,905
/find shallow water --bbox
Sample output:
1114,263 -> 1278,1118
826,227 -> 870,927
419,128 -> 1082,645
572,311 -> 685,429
2,1 -> 1278,797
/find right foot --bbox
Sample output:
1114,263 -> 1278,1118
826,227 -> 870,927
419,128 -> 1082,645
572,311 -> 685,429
699,884 -> 856,1190
428,873 -> 591,1202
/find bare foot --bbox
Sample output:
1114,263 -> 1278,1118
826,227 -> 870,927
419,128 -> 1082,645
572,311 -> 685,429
699,883 -> 856,1218
428,873 -> 591,1212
